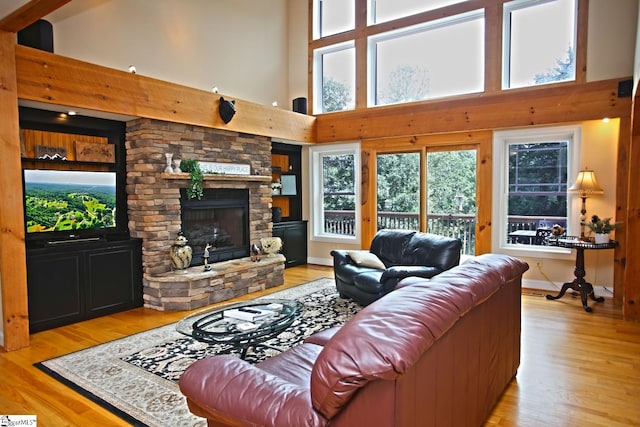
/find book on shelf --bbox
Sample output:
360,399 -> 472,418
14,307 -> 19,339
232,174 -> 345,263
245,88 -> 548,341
223,307 -> 274,322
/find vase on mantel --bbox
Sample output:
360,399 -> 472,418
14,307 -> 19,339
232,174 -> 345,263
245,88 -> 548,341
594,233 -> 610,245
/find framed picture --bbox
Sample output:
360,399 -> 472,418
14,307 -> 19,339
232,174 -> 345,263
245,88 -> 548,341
75,141 -> 116,163
280,174 -> 297,196
35,145 -> 67,160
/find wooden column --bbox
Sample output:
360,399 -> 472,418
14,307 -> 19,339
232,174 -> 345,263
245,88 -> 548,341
625,94 -> 640,320
0,31 -> 30,350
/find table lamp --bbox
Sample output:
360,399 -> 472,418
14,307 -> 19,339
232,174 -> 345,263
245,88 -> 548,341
568,168 -> 604,239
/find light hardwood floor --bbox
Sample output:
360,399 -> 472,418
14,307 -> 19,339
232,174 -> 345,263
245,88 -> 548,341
0,264 -> 638,426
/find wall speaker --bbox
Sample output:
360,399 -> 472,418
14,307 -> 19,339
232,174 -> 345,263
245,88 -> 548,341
618,79 -> 633,98
292,97 -> 307,114
18,20 -> 54,53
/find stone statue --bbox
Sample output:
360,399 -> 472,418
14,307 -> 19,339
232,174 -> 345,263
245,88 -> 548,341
203,243 -> 212,271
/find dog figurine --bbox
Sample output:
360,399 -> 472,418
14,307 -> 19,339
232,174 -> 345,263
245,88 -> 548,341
260,237 -> 282,257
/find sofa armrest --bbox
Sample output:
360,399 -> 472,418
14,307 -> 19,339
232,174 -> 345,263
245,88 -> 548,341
330,249 -> 351,267
380,265 -> 442,292
179,355 -> 326,427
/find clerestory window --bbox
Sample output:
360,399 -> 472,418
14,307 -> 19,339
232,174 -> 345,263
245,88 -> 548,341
503,0 -> 577,89
369,9 -> 484,106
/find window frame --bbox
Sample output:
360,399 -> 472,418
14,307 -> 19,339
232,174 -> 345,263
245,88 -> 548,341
502,0 -> 578,90
492,125 -> 581,258
309,142 -> 361,244
312,41 -> 356,114
367,8 -> 485,107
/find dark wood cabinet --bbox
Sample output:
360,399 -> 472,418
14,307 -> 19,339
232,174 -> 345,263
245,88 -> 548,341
273,221 -> 307,268
26,239 -> 143,332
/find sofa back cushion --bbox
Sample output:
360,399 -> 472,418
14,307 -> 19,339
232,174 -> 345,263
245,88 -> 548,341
309,254 -> 529,420
369,229 -> 415,266
402,232 -> 462,269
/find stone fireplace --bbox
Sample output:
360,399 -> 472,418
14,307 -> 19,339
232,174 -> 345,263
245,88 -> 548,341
125,118 -> 284,311
180,188 -> 250,265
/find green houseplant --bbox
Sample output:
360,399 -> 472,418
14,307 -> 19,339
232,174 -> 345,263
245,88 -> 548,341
179,159 -> 204,200
583,214 -> 620,244
583,215 -> 619,234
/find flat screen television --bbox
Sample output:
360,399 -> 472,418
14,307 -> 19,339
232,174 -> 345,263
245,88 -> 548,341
23,169 -> 123,244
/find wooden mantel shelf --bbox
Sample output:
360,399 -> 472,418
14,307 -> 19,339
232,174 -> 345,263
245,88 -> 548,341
161,172 -> 271,182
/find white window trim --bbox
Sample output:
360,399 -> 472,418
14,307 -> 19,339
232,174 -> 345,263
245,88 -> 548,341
492,125 -> 581,259
502,0 -> 577,90
309,142 -> 361,244
313,41 -> 355,114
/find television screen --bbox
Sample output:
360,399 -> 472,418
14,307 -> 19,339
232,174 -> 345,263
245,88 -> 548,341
23,169 -> 117,234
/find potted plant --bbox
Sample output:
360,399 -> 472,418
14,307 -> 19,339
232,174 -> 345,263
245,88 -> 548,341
582,214 -> 620,244
179,159 -> 204,200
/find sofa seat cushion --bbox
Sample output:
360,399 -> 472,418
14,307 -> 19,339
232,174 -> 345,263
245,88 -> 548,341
257,342 -> 324,387
353,271 -> 384,294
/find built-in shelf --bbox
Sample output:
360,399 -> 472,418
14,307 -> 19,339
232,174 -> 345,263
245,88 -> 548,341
161,172 -> 271,182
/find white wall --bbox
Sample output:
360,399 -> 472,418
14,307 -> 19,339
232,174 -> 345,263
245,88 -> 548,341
587,0 -> 639,82
46,0 -> 299,109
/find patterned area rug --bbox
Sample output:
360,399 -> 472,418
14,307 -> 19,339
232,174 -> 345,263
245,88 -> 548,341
35,278 -> 362,427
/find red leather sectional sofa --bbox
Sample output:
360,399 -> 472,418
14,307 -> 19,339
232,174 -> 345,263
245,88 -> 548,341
179,253 -> 529,426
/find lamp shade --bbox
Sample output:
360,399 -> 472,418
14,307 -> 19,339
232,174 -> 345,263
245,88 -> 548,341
568,169 -> 604,196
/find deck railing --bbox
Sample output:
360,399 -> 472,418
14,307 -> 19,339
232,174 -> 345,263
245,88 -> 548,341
323,211 -> 567,253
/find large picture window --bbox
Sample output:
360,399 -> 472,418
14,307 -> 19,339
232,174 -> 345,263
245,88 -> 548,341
370,10 -> 484,106
503,0 -> 577,89
493,126 -> 580,254
310,144 -> 360,243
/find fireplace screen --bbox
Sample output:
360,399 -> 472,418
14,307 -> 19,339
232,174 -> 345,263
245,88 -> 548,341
180,189 -> 249,265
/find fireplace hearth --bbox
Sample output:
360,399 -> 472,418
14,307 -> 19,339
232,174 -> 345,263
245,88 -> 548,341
180,188 -> 250,265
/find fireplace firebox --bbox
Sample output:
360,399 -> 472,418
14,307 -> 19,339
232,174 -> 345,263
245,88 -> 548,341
180,188 -> 250,265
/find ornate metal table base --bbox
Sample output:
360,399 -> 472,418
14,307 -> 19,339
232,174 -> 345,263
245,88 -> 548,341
546,237 -> 615,312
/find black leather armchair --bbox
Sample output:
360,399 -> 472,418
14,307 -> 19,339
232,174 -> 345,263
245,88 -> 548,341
330,229 -> 462,305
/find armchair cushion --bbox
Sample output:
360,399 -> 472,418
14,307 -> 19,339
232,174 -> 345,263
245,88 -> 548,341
346,250 -> 386,269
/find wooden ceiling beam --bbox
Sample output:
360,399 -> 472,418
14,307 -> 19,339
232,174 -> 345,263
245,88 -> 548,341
15,45 -> 316,142
315,79 -> 632,143
0,0 -> 70,33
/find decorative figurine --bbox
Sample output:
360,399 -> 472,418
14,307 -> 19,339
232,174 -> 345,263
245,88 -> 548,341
203,243 -> 212,271
251,243 -> 261,262
260,237 -> 283,257
169,231 -> 192,271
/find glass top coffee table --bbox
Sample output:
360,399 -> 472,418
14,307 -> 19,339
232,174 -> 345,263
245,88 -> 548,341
176,299 -> 304,359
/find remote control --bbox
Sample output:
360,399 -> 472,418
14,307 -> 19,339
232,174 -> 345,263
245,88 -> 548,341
239,308 -> 261,314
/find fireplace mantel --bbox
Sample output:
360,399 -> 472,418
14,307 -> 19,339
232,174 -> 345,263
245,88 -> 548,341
161,172 -> 271,182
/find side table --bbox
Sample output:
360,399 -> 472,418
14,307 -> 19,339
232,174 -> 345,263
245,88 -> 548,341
546,237 -> 617,312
